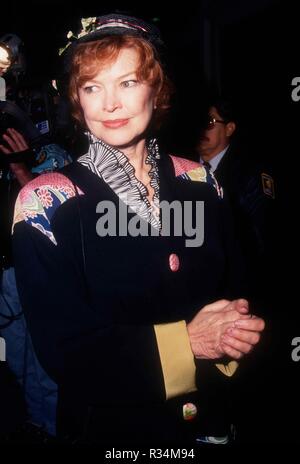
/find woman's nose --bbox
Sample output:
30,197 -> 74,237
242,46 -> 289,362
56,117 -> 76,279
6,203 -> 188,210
102,90 -> 121,112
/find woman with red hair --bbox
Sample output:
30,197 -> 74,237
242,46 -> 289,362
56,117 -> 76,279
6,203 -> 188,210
12,14 -> 265,445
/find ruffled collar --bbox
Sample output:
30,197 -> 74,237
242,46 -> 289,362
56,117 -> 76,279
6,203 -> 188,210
77,135 -> 161,229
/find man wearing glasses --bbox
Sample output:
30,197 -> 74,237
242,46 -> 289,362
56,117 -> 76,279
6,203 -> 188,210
197,100 -> 236,175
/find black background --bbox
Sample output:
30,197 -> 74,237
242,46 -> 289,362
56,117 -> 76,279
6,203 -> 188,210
1,0 -> 299,443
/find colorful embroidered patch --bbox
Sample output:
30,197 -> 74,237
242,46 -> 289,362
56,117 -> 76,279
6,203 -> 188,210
185,166 -> 207,182
169,155 -> 223,198
169,155 -> 200,177
13,172 -> 84,244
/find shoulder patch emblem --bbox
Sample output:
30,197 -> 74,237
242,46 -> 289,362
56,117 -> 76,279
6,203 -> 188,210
261,173 -> 275,199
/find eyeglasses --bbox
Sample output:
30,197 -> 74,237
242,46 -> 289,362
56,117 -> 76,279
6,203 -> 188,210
206,116 -> 227,130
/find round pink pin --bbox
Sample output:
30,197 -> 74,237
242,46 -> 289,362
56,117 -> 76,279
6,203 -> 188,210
169,253 -> 180,272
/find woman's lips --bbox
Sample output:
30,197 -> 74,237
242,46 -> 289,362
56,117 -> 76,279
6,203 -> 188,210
102,119 -> 129,128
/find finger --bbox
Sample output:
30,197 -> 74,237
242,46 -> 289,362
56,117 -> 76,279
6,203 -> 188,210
221,343 -> 243,360
8,128 -> 28,150
221,299 -> 249,314
234,298 -> 249,314
221,335 -> 253,354
234,317 -> 265,332
200,299 -> 230,313
5,128 -> 26,151
2,133 -> 19,151
220,320 -> 251,337
0,144 -> 11,154
225,327 -> 261,346
222,310 -> 252,325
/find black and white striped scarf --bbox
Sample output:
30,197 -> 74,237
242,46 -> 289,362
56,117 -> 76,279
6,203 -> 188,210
78,134 -> 161,229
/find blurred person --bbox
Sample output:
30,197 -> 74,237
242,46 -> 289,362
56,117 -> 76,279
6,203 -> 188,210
196,97 -> 276,442
0,121 -> 71,441
196,97 -> 275,305
0,34 -> 25,101
0,40 -> 12,100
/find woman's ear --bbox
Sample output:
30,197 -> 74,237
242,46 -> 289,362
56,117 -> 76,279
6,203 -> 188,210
226,121 -> 236,137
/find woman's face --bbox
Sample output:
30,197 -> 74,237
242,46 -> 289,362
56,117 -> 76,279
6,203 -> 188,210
78,47 -> 157,150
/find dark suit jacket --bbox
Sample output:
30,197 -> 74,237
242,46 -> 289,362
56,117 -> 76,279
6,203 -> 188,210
213,143 -> 275,306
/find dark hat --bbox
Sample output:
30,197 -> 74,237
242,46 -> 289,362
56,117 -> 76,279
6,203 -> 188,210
59,13 -> 164,57
57,13 -> 165,95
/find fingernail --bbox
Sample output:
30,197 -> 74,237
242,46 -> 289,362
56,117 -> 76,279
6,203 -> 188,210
234,320 -> 244,328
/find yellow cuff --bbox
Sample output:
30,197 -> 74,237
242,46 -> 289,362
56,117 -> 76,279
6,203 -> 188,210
215,361 -> 239,377
154,321 -> 197,400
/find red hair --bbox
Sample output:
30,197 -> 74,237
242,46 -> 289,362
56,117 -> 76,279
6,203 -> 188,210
68,35 -> 173,130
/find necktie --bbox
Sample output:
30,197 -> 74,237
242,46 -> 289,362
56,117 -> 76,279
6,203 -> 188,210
203,161 -> 212,170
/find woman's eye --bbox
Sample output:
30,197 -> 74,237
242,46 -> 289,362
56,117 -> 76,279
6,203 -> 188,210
121,80 -> 138,88
83,85 -> 99,94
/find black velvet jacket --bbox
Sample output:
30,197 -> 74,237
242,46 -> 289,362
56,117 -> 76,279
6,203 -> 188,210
13,153 -> 245,444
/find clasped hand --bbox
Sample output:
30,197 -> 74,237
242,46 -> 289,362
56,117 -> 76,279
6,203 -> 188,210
187,299 -> 265,360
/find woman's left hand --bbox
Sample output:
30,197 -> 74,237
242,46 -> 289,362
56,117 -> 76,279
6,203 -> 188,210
187,298 -> 265,360
220,314 -> 265,359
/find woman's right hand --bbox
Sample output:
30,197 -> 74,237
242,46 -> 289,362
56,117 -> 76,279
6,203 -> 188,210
187,299 -> 265,360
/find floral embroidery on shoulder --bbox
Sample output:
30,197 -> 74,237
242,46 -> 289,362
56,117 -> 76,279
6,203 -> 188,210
13,172 -> 84,244
180,165 -> 208,182
169,155 -> 223,198
169,155 -> 199,177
